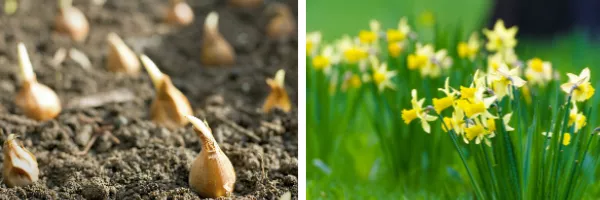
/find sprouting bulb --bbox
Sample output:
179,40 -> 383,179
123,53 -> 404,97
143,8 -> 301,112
55,0 -> 89,42
263,69 -> 291,113
187,115 -> 236,198
140,55 -> 193,129
165,0 -> 194,26
200,11 -> 236,66
106,32 -> 141,75
15,43 -> 62,121
265,3 -> 295,40
3,134 -> 39,188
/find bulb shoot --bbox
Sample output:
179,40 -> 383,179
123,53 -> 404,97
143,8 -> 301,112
201,11 -> 236,66
263,69 -> 291,113
187,115 -> 236,198
107,32 -> 141,75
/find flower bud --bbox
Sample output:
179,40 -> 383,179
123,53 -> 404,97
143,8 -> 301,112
165,0 -> 194,26
201,12 -> 236,66
187,115 -> 236,198
263,69 -> 291,113
55,0 -> 89,42
140,55 -> 193,129
106,32 -> 141,75
3,134 -> 39,188
228,0 -> 264,8
265,3 -> 295,40
15,43 -> 62,121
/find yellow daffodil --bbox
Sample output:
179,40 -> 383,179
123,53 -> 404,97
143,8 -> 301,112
487,53 -> 505,73
563,133 -> 571,146
525,57 -> 552,86
464,121 -> 494,146
418,11 -> 435,27
307,31 -> 322,56
483,19 -> 518,52
458,33 -> 480,61
433,78 -> 455,113
420,49 -> 452,78
561,67 -> 595,102
490,64 -> 527,99
387,17 -> 411,43
359,20 -> 380,45
483,112 -> 513,133
407,43 -> 434,70
370,57 -> 397,93
312,45 -> 337,70
388,42 -> 404,58
541,132 -> 571,146
402,89 -> 438,133
337,35 -> 369,64
442,111 -> 465,134
568,104 -> 587,133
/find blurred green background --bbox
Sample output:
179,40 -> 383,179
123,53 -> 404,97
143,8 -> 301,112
307,0 -> 600,198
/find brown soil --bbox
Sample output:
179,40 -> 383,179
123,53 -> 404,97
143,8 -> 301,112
0,0 -> 298,199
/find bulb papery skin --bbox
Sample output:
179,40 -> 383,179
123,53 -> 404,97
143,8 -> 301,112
266,4 -> 295,40
107,33 -> 141,75
187,116 -> 236,198
55,6 -> 89,42
150,76 -> 193,129
200,12 -> 236,66
166,1 -> 194,26
16,80 -> 62,121
228,0 -> 264,8
3,134 -> 39,188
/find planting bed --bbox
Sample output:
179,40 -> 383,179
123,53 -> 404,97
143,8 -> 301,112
0,0 -> 298,199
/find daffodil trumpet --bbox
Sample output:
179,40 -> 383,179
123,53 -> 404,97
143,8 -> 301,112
140,55 -> 193,129
15,43 -> 62,121
187,115 -> 236,198
263,69 -> 291,113
55,0 -> 89,42
201,12 -> 235,66
3,134 -> 39,188
165,0 -> 194,26
106,32 -> 141,75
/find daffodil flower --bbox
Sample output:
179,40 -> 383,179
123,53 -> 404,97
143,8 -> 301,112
483,19 -> 518,52
560,67 -> 595,102
464,120 -> 494,146
387,17 -> 411,43
402,89 -> 438,133
312,45 -> 338,71
541,132 -> 571,146
420,49 -> 452,78
433,78 -> 455,113
407,43 -> 434,70
487,53 -> 504,73
458,32 -> 480,61
307,32 -> 322,56
370,56 -> 397,93
525,58 -> 552,86
359,20 -> 381,45
337,35 -> 370,65
490,64 -> 526,99
442,111 -> 465,135
568,104 -> 587,133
